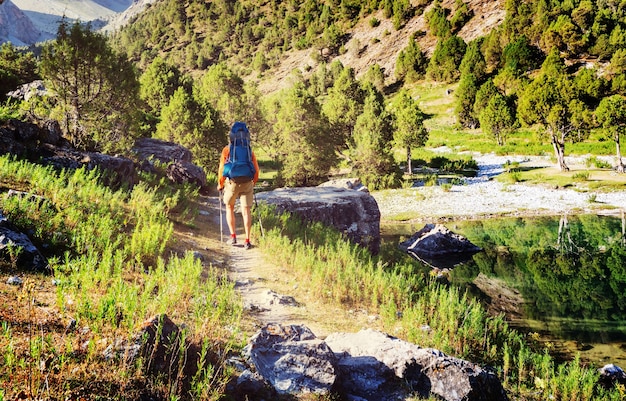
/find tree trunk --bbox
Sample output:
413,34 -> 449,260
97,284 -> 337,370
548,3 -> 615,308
406,145 -> 412,175
616,133 -> 624,173
551,132 -> 569,172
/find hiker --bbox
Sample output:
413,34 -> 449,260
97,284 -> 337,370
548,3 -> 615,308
217,122 -> 260,250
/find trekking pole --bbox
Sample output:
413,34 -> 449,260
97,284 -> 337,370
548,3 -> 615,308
218,189 -> 224,244
254,189 -> 264,237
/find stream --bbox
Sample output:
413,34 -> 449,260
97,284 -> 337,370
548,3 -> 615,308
382,213 -> 626,367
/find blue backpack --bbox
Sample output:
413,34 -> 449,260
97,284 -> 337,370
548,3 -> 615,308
223,122 -> 256,183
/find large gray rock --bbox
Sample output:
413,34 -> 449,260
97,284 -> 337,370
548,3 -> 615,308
132,137 -> 193,163
243,324 -> 337,395
326,329 -> 508,401
255,186 -> 381,254
0,212 -> 49,273
0,119 -> 137,188
133,137 -> 207,187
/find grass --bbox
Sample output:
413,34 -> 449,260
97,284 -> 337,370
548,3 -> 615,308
0,155 -> 242,399
253,204 -> 625,401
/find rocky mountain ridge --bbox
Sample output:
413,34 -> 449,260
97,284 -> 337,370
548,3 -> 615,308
0,0 -> 156,46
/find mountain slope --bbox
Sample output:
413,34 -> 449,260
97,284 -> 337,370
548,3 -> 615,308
256,0 -> 505,94
0,0 -> 41,46
1,0 -> 154,45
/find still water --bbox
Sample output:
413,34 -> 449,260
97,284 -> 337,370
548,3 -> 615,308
383,213 -> 626,366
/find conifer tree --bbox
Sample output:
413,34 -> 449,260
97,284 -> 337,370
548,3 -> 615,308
40,21 -> 139,153
518,50 -> 591,171
271,83 -> 338,186
350,85 -> 400,190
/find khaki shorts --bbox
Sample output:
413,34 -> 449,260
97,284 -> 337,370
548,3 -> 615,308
223,179 -> 254,208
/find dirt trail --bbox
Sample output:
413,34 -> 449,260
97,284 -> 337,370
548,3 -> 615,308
197,194 -> 374,339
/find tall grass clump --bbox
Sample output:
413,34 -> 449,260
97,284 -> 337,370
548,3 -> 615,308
0,155 -> 242,399
253,205 -> 621,400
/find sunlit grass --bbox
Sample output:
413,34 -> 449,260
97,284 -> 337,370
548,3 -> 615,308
0,155 -> 242,399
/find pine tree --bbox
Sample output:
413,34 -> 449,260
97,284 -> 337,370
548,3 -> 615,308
40,21 -> 140,153
391,90 -> 429,174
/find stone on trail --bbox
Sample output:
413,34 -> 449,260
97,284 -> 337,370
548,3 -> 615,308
243,323 -> 337,395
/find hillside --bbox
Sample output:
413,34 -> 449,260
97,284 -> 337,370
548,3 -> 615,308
256,0 -> 505,94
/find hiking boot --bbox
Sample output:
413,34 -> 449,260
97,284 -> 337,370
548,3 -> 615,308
244,241 -> 252,250
227,237 -> 237,246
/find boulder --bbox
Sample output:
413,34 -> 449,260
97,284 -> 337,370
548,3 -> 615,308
255,186 -> 381,254
7,80 -> 47,101
132,137 -> 193,163
598,364 -> 626,389
0,212 -> 50,273
243,323 -> 337,395
166,160 -> 207,187
103,314 -> 182,374
399,224 -> 482,268
325,329 -> 508,401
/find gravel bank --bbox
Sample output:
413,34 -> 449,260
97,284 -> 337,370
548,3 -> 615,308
372,153 -> 626,222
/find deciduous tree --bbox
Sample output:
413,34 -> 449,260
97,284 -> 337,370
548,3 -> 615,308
391,90 -> 429,174
596,95 -> 626,173
518,50 -> 591,171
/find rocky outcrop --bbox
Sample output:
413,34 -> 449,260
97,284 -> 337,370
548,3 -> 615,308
0,118 -> 209,188
0,0 -> 42,46
326,329 -> 507,401
236,324 -> 508,401
399,223 -> 482,267
255,186 -> 381,254
0,118 -> 138,187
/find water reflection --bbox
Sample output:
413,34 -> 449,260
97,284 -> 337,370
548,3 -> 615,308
384,213 -> 626,364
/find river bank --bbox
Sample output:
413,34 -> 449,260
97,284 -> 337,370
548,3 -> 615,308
372,153 -> 626,222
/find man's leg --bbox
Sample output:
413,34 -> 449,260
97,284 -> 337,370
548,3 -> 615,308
226,204 -> 237,237
242,205 -> 252,242
223,181 -> 238,244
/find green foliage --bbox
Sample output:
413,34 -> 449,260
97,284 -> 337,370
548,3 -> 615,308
268,83 -> 338,186
395,32 -> 428,83
596,94 -> 626,172
427,35 -> 467,83
479,93 -> 517,146
350,86 -> 401,190
0,42 -> 39,101
517,49 -> 594,171
391,89 -> 429,173
39,21 -> 140,154
455,73 -> 480,129
139,56 -> 187,117
0,99 -> 20,123
502,35 -> 540,75
450,0 -> 474,33
155,86 -> 226,171
425,0 -> 451,38
321,64 -> 365,147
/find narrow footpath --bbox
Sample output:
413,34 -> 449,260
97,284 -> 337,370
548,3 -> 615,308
200,194 -> 375,339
